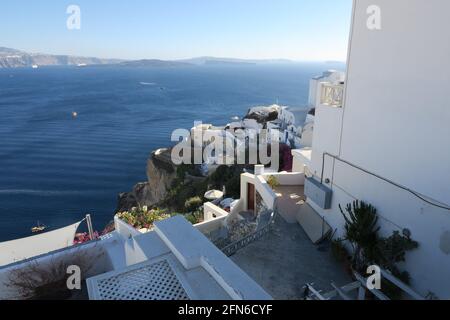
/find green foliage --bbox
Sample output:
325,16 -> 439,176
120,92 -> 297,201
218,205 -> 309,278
266,175 -> 279,189
117,206 -> 171,229
375,231 -> 419,283
209,165 -> 234,187
339,200 -> 420,299
164,178 -> 209,213
331,238 -> 350,263
224,173 -> 241,199
163,164 -> 245,214
176,164 -> 189,181
340,201 -> 380,270
184,196 -> 203,213
210,165 -> 243,199
176,164 -> 199,180
184,210 -> 204,225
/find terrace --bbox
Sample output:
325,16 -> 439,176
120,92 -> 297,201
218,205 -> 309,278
0,161 -> 351,301
231,214 -> 351,299
197,165 -> 352,299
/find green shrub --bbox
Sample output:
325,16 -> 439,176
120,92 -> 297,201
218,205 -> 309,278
375,231 -> 419,271
340,201 -> 380,271
184,211 -> 204,225
210,165 -> 243,199
340,200 -> 419,299
266,175 -> 279,189
224,174 -> 241,199
184,196 -> 203,213
331,238 -> 350,263
117,207 -> 171,230
163,179 -> 209,212
164,164 -> 244,212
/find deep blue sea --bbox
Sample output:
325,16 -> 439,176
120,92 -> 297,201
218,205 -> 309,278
0,63 -> 343,241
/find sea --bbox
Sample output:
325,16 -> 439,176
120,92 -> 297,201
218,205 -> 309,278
0,62 -> 344,241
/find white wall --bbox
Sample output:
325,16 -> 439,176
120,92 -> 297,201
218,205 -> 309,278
309,0 -> 450,298
261,172 -> 305,186
343,0 -> 450,205
114,216 -> 142,239
240,173 -> 278,212
308,79 -> 318,107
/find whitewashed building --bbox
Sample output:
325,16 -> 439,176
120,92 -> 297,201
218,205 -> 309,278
298,0 -> 450,298
1,0 -> 448,301
224,0 -> 449,299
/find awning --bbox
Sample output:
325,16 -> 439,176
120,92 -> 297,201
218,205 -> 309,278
0,220 -> 82,267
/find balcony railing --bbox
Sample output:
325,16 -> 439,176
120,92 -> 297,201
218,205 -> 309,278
320,83 -> 344,107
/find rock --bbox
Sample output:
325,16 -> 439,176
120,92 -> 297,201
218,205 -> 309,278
116,192 -> 137,213
145,150 -> 177,204
116,149 -> 177,212
244,105 -> 280,123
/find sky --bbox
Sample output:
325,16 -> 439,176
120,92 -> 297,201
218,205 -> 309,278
0,0 -> 353,61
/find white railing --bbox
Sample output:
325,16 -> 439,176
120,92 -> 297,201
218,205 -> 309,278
320,83 -> 344,107
305,268 -> 424,300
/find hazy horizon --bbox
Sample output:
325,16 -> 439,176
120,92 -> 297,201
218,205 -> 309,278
0,0 -> 353,62
0,45 -> 347,63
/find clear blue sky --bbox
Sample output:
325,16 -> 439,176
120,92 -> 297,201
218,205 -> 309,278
0,0 -> 353,61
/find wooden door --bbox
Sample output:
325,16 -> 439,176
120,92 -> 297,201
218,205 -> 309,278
247,183 -> 255,212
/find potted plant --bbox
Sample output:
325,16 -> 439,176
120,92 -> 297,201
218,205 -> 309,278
338,200 -> 419,299
117,206 -> 171,232
339,200 -> 380,273
266,175 -> 279,189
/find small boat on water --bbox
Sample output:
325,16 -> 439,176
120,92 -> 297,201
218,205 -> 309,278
32,64 -> 38,69
31,221 -> 46,233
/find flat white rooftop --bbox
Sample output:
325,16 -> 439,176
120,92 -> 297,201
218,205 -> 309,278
87,216 -> 272,300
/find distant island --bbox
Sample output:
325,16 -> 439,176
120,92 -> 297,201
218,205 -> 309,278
0,47 -> 122,68
182,56 -> 295,66
0,46 -> 345,69
115,59 -> 192,68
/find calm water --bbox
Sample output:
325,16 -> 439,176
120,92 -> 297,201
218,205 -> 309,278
0,63 -> 343,241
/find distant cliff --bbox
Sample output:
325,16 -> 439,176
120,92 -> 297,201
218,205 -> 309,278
0,47 -> 304,69
116,59 -> 192,68
0,47 -> 122,68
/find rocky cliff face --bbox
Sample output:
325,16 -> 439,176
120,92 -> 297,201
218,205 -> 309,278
116,149 -> 177,212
